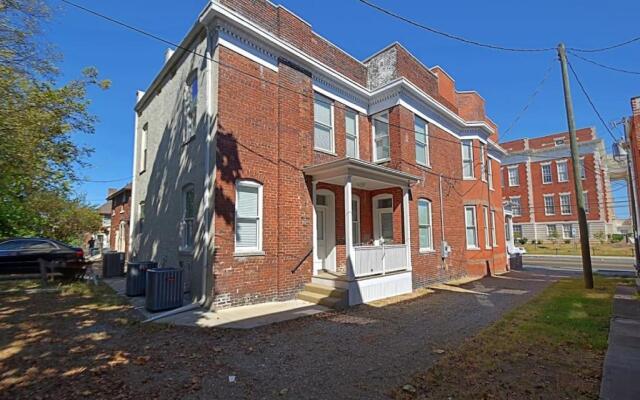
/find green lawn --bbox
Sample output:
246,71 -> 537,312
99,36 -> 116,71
523,242 -> 634,257
395,277 -> 630,399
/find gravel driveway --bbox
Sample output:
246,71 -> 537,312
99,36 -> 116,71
0,269 -> 571,399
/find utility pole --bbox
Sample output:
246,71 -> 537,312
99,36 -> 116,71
557,43 -> 594,289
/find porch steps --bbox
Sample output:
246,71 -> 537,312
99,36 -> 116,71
297,283 -> 348,310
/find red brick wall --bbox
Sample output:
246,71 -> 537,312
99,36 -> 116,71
502,162 -> 531,223
456,92 -> 485,122
109,191 -> 131,254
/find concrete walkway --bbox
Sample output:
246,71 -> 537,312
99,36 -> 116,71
600,285 -> 640,400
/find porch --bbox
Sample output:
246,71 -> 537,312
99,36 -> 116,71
303,158 -> 420,305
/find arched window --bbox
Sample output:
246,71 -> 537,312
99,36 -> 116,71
235,180 -> 263,253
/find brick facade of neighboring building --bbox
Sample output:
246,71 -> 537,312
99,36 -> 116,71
131,0 -> 508,309
626,96 -> 640,245
501,128 -> 613,242
108,184 -> 132,255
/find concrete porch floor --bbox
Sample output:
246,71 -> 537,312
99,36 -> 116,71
102,276 -> 329,329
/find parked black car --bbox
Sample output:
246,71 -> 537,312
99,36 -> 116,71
0,238 -> 86,278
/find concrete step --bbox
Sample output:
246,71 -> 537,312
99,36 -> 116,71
297,290 -> 346,309
304,283 -> 347,298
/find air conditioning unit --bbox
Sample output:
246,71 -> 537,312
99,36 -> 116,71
145,268 -> 183,312
102,251 -> 125,278
125,261 -> 158,297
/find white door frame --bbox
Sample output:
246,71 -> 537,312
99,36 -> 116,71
373,193 -> 394,245
314,189 -> 336,273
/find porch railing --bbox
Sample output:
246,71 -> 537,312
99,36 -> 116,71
353,244 -> 408,278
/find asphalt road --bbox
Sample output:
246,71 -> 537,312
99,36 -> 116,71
523,254 -> 637,276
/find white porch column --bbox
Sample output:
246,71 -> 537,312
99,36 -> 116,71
403,186 -> 412,270
312,181 -> 319,275
345,176 -> 355,280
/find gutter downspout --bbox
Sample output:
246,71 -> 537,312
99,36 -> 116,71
439,174 -> 446,268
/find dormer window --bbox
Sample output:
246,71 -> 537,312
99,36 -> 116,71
554,138 -> 565,146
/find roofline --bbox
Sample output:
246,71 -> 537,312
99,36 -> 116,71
500,126 -> 596,146
106,184 -> 132,201
362,41 -> 438,80
303,157 -> 421,183
430,65 -> 456,83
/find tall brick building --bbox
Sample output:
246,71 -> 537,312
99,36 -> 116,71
501,128 -> 614,242
107,184 -> 132,254
130,0 -> 509,308
625,96 -> 640,250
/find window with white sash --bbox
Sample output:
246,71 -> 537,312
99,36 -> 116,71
314,93 -> 334,153
352,194 -> 361,245
140,123 -> 148,173
235,180 -> 263,253
560,193 -> 572,215
373,112 -> 390,162
373,195 -> 394,243
480,144 -> 487,182
507,166 -> 519,186
345,109 -> 358,158
491,210 -> 497,247
583,191 -> 589,213
418,199 -> 433,251
461,140 -> 474,178
180,184 -> 195,251
579,158 -> 586,180
487,157 -> 494,190
562,224 -> 575,239
183,75 -> 197,143
465,206 -> 478,249
510,197 -> 522,216
557,160 -> 569,182
483,206 -> 490,249
414,115 -> 430,166
541,163 -> 552,184
544,194 -> 555,215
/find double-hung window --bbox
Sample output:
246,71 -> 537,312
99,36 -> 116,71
373,112 -> 390,161
483,206 -> 490,249
491,210 -> 497,247
487,158 -> 494,190
184,75 -> 197,143
414,116 -> 429,166
583,191 -> 589,213
464,206 -> 478,249
547,224 -> 557,238
557,160 -> 569,182
461,140 -> 474,178
314,93 -> 334,153
352,194 -> 361,245
374,195 -> 394,243
418,199 -> 433,251
180,185 -> 195,251
560,193 -> 572,215
543,194 -> 555,215
345,109 -> 358,158
541,163 -> 552,184
480,144 -> 487,182
579,158 -> 586,180
513,225 -> 522,239
235,180 -> 263,253
562,224 -> 574,239
510,197 -> 522,217
507,166 -> 519,186
140,123 -> 148,173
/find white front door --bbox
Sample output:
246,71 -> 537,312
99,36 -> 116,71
315,191 -> 336,272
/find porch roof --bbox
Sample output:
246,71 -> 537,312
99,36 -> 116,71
304,158 -> 420,190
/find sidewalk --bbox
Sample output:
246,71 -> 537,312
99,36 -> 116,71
599,285 -> 640,400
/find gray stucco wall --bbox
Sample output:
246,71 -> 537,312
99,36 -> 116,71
131,28 -> 218,302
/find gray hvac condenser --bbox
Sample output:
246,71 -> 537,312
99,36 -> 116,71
145,268 -> 183,312
125,261 -> 157,297
102,251 -> 125,278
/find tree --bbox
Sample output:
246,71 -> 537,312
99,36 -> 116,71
0,0 -> 110,241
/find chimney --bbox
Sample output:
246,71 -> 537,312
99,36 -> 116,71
431,66 -> 457,107
164,48 -> 175,63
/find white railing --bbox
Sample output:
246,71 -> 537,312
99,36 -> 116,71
353,244 -> 408,278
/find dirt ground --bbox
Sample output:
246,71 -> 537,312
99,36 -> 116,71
0,270 -> 568,399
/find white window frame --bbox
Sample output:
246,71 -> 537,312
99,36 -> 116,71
513,225 -> 523,239
579,157 -> 586,180
510,196 -> 522,217
373,194 -> 394,244
313,93 -> 335,154
507,165 -> 520,187
483,206 -> 490,249
583,191 -> 589,213
461,139 -> 474,179
491,210 -> 497,247
234,180 -> 263,254
418,199 -> 433,251
480,144 -> 487,182
557,160 -> 569,182
547,224 -> 557,237
372,112 -> 390,162
345,108 -> 359,159
562,224 -> 574,239
464,205 -> 479,249
352,194 -> 361,245
183,74 -> 197,143
559,193 -> 572,215
180,184 -> 195,252
555,138 -> 565,146
543,194 -> 555,216
487,157 -> 494,190
414,115 -> 430,167
140,123 -> 148,173
541,162 -> 552,184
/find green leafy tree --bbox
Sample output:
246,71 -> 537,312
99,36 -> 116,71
0,0 -> 110,241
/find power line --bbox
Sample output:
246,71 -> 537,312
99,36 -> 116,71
501,60 -> 555,139
78,176 -> 132,183
569,36 -> 640,53
568,51 -> 640,76
566,57 -> 621,144
356,0 -> 555,53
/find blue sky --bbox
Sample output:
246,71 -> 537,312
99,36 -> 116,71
48,0 -> 639,217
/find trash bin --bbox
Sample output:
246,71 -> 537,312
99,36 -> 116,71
145,268 -> 183,312
102,251 -> 125,278
125,261 -> 157,297
509,254 -> 523,270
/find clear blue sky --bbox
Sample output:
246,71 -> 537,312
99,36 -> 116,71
47,0 -> 639,218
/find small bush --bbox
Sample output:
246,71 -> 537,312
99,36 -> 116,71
610,234 -> 624,243
519,237 -> 528,245
564,239 -> 571,244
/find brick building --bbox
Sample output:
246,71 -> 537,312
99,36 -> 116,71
130,0 -> 508,308
501,128 -> 614,242
625,96 -> 640,250
107,183 -> 132,254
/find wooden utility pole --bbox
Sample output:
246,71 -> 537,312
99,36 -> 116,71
557,43 -> 594,289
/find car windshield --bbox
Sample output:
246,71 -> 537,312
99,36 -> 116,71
0,239 -> 58,251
